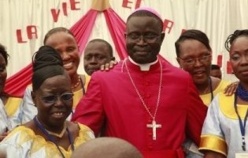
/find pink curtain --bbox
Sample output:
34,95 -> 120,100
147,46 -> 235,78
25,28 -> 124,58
4,7 -> 162,97
71,9 -> 98,55
4,64 -> 33,97
5,8 -> 167,97
104,8 -> 127,60
4,9 -> 98,97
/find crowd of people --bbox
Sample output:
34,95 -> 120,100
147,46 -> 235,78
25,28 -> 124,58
0,6 -> 247,158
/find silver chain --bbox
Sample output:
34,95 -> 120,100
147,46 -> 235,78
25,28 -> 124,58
124,59 -> 163,120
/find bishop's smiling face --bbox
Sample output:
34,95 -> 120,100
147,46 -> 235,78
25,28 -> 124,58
125,15 -> 164,64
44,32 -> 80,78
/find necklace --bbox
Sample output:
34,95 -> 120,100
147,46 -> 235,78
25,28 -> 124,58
209,77 -> 214,101
71,75 -> 81,89
234,93 -> 248,151
200,77 -> 214,102
46,122 -> 67,138
71,75 -> 86,95
206,77 -> 214,101
124,59 -> 162,140
34,117 -> 74,158
237,84 -> 248,101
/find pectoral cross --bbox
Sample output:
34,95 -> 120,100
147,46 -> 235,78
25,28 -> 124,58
147,120 -> 162,140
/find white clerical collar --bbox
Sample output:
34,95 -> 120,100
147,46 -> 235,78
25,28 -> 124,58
128,57 -> 158,71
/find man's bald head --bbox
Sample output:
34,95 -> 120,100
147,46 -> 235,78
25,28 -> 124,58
72,137 -> 143,158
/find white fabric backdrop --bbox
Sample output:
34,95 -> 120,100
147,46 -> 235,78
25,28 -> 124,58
1,0 -> 248,81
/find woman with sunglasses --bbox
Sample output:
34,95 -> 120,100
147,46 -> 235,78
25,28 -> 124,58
0,46 -> 94,158
21,27 -> 90,123
21,27 -> 116,123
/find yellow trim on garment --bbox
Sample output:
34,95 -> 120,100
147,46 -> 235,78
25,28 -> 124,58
73,89 -> 83,109
200,80 -> 230,106
6,123 -> 92,157
199,135 -> 227,156
72,74 -> 91,109
219,92 -> 248,119
84,74 -> 91,91
5,97 -> 22,117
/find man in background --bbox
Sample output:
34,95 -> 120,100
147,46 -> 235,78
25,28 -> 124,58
210,64 -> 222,79
84,39 -> 115,75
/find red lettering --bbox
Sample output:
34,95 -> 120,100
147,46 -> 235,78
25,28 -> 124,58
51,9 -> 60,22
135,0 -> 141,9
226,61 -> 233,74
50,1 -> 80,22
16,29 -> 27,43
217,55 -> 223,67
122,0 -> 132,9
163,19 -> 174,34
70,0 -> 80,10
62,2 -> 68,16
27,25 -> 38,39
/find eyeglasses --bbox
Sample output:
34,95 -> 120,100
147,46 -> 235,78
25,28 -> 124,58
125,32 -> 161,42
41,92 -> 74,105
178,54 -> 211,66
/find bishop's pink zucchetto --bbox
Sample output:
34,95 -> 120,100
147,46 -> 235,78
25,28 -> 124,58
128,6 -> 163,22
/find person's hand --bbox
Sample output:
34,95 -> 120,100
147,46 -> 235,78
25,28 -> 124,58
224,81 -> 239,96
100,60 -> 118,71
0,132 -> 8,142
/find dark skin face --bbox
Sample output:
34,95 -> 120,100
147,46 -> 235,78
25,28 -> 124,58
32,74 -> 72,132
0,54 -> 7,96
210,69 -> 222,79
125,16 -> 164,64
177,39 -> 212,86
45,32 -> 80,79
230,36 -> 248,89
84,41 -> 113,75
